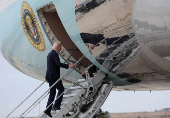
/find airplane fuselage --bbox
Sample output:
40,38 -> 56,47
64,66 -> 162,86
1,0 -> 170,90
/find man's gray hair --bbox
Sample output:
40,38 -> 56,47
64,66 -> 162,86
53,41 -> 61,49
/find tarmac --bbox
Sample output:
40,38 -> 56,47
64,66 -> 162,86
111,111 -> 170,118
20,111 -> 170,118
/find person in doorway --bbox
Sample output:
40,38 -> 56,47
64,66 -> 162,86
44,42 -> 75,117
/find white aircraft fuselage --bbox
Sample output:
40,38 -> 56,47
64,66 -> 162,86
0,0 -> 170,91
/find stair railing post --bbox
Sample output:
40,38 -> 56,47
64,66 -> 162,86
19,24 -> 132,118
20,53 -> 86,117
6,80 -> 46,118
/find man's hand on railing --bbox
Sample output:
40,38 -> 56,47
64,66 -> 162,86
90,44 -> 94,49
70,64 -> 75,68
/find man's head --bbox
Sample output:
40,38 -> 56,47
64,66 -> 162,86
53,42 -> 61,52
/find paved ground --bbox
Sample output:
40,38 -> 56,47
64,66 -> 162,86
111,111 -> 170,118
21,111 -> 170,118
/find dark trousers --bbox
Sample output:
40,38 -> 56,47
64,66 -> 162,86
46,80 -> 64,112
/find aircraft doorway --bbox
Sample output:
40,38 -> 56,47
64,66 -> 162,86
37,3 -> 90,73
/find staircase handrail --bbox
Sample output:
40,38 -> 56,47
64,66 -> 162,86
19,54 -> 86,118
36,69 -> 91,118
6,80 -> 46,118
23,64 -> 95,118
18,25 -> 131,118
23,92 -> 49,117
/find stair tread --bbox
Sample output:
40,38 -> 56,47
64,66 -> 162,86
77,78 -> 86,82
70,86 -> 84,89
61,101 -> 67,104
63,94 -> 76,97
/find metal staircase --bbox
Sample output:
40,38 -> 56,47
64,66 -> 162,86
39,64 -> 113,118
38,33 -> 140,118
6,26 -> 141,118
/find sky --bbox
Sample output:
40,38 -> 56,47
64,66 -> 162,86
0,0 -> 17,12
0,1 -> 170,117
1,54 -> 170,118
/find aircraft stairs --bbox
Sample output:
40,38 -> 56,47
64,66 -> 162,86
41,33 -> 140,118
42,68 -> 113,118
6,27 -> 141,118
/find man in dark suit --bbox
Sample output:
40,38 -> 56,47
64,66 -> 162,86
44,42 -> 75,117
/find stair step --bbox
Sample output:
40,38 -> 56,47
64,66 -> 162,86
77,78 -> 86,83
63,94 -> 76,98
60,102 -> 67,108
70,86 -> 84,89
74,81 -> 87,86
62,94 -> 75,103
72,80 -> 87,87
61,101 -> 67,105
64,87 -> 82,95
51,110 -> 58,115
64,79 -> 87,95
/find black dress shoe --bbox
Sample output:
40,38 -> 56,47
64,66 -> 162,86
44,111 -> 52,117
52,106 -> 60,111
66,113 -> 71,116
